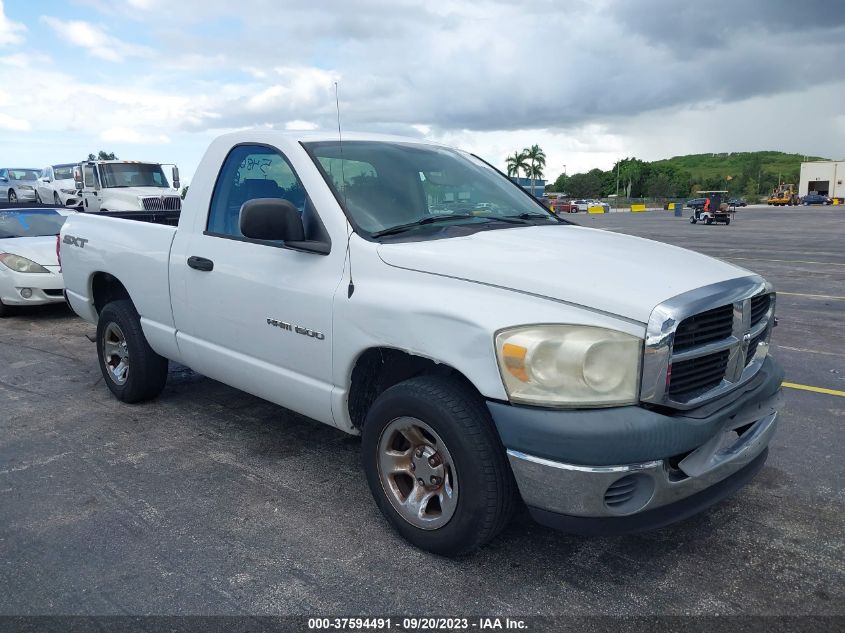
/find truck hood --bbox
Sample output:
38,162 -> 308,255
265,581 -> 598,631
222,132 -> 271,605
0,235 -> 59,266
100,187 -> 178,209
377,225 -> 750,323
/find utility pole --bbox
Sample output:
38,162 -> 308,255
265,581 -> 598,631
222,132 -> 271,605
615,160 -> 620,211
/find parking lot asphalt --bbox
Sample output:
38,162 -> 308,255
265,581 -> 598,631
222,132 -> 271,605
1,205 -> 843,618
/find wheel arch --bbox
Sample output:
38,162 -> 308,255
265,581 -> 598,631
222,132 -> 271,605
91,271 -> 134,315
347,346 -> 478,430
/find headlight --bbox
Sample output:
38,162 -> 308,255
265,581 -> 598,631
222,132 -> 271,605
60,188 -> 75,194
495,325 -> 642,407
18,185 -> 34,191
0,253 -> 50,273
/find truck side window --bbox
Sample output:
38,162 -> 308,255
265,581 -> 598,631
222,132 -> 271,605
207,144 -> 306,238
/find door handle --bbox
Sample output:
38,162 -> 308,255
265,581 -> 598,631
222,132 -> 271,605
187,256 -> 214,271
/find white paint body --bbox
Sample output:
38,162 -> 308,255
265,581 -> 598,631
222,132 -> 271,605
59,131 -> 754,433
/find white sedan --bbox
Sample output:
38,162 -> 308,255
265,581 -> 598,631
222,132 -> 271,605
35,163 -> 80,206
0,208 -> 71,317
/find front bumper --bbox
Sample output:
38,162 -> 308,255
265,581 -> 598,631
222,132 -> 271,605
489,357 -> 784,534
0,267 -> 65,306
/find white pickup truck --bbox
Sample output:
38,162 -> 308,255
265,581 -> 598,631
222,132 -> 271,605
60,131 -> 784,555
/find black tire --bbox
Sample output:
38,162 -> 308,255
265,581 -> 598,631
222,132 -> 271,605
96,299 -> 168,403
689,216 -> 696,224
362,375 -> 516,556
8,189 -> 16,203
0,298 -> 8,318
725,217 -> 731,225
705,217 -> 713,225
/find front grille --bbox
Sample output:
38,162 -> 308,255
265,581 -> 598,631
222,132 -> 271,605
746,330 -> 766,364
750,294 -> 770,327
672,304 -> 734,352
669,349 -> 730,399
140,196 -> 181,211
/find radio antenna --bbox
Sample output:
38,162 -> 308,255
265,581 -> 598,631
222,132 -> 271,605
336,80 -> 355,299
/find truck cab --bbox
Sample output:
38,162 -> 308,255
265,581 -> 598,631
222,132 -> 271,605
75,160 -> 181,213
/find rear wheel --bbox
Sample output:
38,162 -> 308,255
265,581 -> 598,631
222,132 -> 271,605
725,217 -> 731,225
705,217 -> 713,225
97,300 -> 168,403
362,375 -> 515,556
689,216 -> 696,224
8,189 -> 16,203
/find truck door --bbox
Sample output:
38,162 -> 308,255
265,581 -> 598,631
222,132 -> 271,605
81,163 -> 101,212
36,167 -> 52,202
170,143 -> 344,427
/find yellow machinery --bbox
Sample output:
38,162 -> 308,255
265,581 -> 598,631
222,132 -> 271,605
767,183 -> 799,206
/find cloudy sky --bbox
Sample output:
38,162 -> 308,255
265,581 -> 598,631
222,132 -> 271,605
1,0 -> 844,183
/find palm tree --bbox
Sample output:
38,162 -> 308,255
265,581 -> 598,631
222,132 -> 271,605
524,144 -> 546,198
506,151 -> 529,180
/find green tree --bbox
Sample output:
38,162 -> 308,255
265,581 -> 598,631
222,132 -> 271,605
524,144 -> 546,196
88,151 -> 118,160
505,151 -> 529,179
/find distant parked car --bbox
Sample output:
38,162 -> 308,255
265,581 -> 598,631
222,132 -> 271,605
572,199 -> 591,212
550,199 -> 578,213
801,194 -> 832,206
686,198 -> 706,210
0,207 -> 72,316
35,163 -> 80,207
728,198 -> 747,207
0,168 -> 40,204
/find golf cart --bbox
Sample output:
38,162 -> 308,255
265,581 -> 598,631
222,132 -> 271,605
690,190 -> 731,225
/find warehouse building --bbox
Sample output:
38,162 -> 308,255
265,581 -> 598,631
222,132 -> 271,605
799,160 -> 844,199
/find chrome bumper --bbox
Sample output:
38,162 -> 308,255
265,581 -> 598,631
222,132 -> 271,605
508,390 -> 783,518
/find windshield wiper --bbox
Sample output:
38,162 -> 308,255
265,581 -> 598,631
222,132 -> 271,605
371,214 -> 488,238
516,212 -> 565,223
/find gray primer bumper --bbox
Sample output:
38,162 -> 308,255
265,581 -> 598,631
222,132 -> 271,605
487,356 -> 784,523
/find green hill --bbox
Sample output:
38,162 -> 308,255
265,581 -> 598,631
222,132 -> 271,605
549,150 -> 830,199
650,151 -> 828,184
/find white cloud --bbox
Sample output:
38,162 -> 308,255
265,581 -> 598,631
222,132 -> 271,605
0,111 -> 30,131
40,16 -> 153,62
285,120 -> 319,131
0,0 -> 25,46
100,127 -> 170,144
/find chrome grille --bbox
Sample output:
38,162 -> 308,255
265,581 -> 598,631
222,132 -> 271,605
673,304 -> 733,352
140,195 -> 181,211
640,276 -> 775,410
669,350 -> 730,399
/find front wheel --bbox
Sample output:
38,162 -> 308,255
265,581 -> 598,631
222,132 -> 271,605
362,375 -> 515,556
725,217 -> 731,225
8,189 -> 16,203
97,299 -> 168,403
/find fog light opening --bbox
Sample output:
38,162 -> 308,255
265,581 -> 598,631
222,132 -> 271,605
20,288 -> 32,298
603,473 -> 655,515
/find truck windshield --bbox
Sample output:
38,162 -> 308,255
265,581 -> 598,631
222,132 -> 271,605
99,163 -> 169,188
304,141 -> 559,238
0,210 -> 67,238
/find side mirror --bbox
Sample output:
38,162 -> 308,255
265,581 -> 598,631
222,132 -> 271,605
44,177 -> 52,183
0,176 -> 7,183
239,198 -> 330,254
240,198 -> 305,241
172,166 -> 180,190
73,167 -> 83,191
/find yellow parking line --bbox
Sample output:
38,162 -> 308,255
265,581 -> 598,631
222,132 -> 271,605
724,257 -> 845,267
778,292 -> 845,300
782,382 -> 845,397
